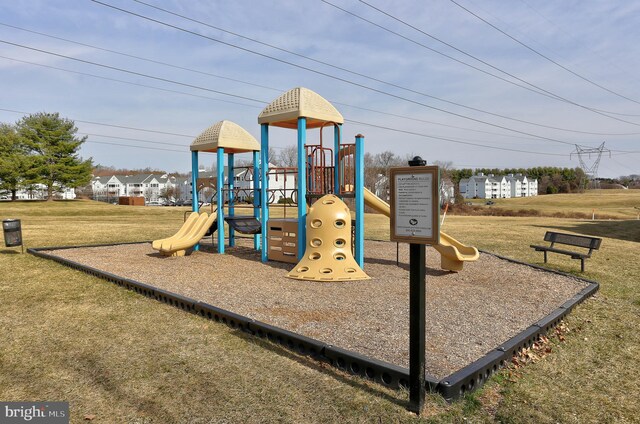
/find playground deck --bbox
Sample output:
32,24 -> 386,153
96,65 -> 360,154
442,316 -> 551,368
46,239 -> 588,379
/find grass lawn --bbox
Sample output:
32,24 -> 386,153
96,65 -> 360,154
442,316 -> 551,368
465,189 -> 640,219
1,199 -> 638,423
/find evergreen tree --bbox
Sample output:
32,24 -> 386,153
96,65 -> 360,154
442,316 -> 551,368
16,113 -> 93,200
0,123 -> 29,200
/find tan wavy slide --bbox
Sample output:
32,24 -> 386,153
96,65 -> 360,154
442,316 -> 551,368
152,212 -> 199,250
363,188 -> 479,271
152,212 -> 217,257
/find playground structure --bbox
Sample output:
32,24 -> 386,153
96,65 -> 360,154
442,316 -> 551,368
154,87 -> 479,275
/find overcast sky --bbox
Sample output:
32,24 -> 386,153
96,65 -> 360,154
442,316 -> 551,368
1,0 -> 639,177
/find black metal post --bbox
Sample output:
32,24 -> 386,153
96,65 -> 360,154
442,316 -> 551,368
409,243 -> 426,413
407,155 -> 426,414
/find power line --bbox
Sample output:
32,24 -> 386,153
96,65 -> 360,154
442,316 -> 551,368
320,0 -> 549,99
0,55 -> 262,110
346,119 -> 566,156
0,21 -> 283,96
0,40 -> 269,104
6,24 -> 638,139
128,0 -> 556,119
133,0 -> 638,124
608,157 -> 639,174
0,108 -> 295,152
79,133 -> 189,147
0,107 -> 187,138
74,5 -> 603,146
2,52 -> 637,156
8,101 -> 639,161
335,102 -> 536,140
3,101 -> 569,156
1,103 -> 573,158
1,7 -> 634,162
3,54 -> 634,150
516,0 -> 640,108
352,0 -> 640,121
86,139 -> 185,153
119,0 -> 640,132
446,0 -> 640,106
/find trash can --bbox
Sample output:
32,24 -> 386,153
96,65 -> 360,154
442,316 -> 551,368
3,219 -> 23,248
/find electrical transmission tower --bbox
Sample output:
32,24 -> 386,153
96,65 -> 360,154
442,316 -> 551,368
571,142 -> 610,189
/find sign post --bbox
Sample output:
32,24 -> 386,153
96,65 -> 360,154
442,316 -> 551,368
389,157 -> 440,414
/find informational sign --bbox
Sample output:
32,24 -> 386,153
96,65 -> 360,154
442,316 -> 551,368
389,166 -> 440,245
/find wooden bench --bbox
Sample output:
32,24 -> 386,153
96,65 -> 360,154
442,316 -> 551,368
530,231 -> 602,272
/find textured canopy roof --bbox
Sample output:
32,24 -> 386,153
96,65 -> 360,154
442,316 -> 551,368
258,87 -> 344,129
190,120 -> 260,153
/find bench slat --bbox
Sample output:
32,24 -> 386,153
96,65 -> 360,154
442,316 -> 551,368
532,246 -> 590,258
543,231 -> 601,249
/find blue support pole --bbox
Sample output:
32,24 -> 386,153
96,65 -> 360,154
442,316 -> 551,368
191,150 -> 200,251
297,117 -> 307,260
334,124 -> 341,196
216,147 -> 225,254
228,153 -> 235,247
253,150 -> 260,250
260,124 -> 269,262
355,134 -> 365,267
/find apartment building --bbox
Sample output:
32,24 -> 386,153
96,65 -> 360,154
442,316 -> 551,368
505,173 -> 538,198
459,172 -> 538,199
6,184 -> 76,200
91,173 -> 190,203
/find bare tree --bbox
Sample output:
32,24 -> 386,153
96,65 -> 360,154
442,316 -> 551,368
278,145 -> 298,168
266,147 -> 279,166
374,151 -> 399,170
433,160 -> 453,180
369,151 -> 403,200
363,152 -> 378,191
160,186 -> 177,202
235,157 -> 254,167
433,160 -> 454,204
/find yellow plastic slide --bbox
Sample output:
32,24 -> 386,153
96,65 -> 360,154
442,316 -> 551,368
152,212 -> 199,250
153,212 -> 217,257
363,188 -> 479,271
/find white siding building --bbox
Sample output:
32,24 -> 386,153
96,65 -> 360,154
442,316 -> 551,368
90,173 -> 189,204
505,173 -> 538,198
10,184 -> 76,200
460,172 -> 538,199
527,178 -> 538,197
506,174 -> 526,198
233,164 -> 296,203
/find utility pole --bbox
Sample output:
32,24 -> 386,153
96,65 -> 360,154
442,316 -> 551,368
571,142 -> 611,189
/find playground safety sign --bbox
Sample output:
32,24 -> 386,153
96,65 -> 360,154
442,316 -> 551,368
389,166 -> 440,245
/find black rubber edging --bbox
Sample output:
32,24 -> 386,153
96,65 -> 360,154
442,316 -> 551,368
432,250 -> 600,400
248,320 -> 326,359
28,243 -> 599,401
28,240 -> 151,251
27,243 -> 430,392
326,344 -> 410,387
